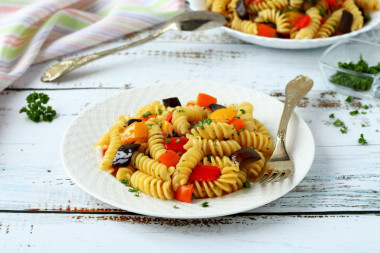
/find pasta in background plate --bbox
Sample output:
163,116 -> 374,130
95,93 -> 274,203
208,0 -> 379,39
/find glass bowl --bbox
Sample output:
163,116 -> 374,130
319,39 -> 380,100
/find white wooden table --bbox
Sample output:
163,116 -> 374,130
1,23 -> 379,252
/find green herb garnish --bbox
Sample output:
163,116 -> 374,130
175,139 -> 180,143
361,111 -> 367,114
128,187 -> 139,193
358,134 -> 367,145
333,119 -> 345,127
362,105 -> 369,109
340,126 -> 348,134
329,114 -> 335,119
212,186 -> 217,190
201,201 -> 209,208
142,111 -> 152,118
361,124 -> 366,127
345,96 -> 353,102
158,122 -> 162,128
177,109 -> 185,113
330,56 -> 380,91
166,133 -> 171,138
243,181 -> 250,188
173,205 -> 179,209
158,109 -> 163,115
207,153 -> 212,162
237,128 -> 245,134
47,170 -> 51,173
240,109 -> 246,114
166,138 -> 171,143
196,118 -> 212,130
350,110 -> 359,116
19,92 -> 56,122
121,179 -> 131,186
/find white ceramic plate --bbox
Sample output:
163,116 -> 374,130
61,81 -> 315,219
189,0 -> 380,49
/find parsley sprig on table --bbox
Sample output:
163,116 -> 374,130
19,92 -> 56,122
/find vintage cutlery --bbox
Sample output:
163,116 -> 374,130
259,75 -> 313,183
41,11 -> 226,82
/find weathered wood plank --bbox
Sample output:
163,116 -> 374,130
0,213 -> 379,252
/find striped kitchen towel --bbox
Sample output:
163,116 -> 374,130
0,0 -> 184,90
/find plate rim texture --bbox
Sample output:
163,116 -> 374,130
61,80 -> 315,219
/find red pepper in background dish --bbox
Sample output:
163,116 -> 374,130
228,118 -> 245,130
295,15 -> 311,29
164,137 -> 188,153
188,165 -> 221,182
175,184 -> 194,203
257,24 -> 278,38
325,0 -> 337,6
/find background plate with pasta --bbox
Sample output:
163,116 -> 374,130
188,0 -> 380,49
61,81 -> 315,218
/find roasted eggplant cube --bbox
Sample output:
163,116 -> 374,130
112,144 -> 140,168
163,97 -> 181,107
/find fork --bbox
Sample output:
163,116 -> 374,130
258,75 -> 313,183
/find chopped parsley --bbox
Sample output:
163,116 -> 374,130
195,118 -> 212,130
237,128 -> 245,134
345,96 -> 353,102
361,111 -> 367,115
329,114 -> 335,119
47,170 -> 51,173
212,186 -> 217,190
173,205 -> 179,209
142,111 -> 152,118
166,133 -> 172,138
177,109 -> 185,113
361,124 -> 366,127
166,138 -> 171,143
207,153 -> 212,162
340,126 -> 348,134
128,187 -> 139,193
376,129 -> 379,133
158,109 -> 163,115
243,181 -> 251,188
362,105 -> 369,109
333,119 -> 345,127
201,201 -> 209,208
133,162 -> 136,166
19,92 -> 56,122
158,122 -> 162,128
240,109 -> 246,114
330,56 -> 380,91
121,179 -> 131,186
350,110 -> 359,116
358,134 -> 367,145
175,139 -> 180,143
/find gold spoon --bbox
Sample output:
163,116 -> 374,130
41,11 -> 226,82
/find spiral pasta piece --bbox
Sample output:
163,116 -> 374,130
190,122 -> 234,140
172,147 -> 204,191
289,0 -> 303,9
172,109 -> 190,136
193,165 -> 241,199
255,9 -> 291,33
254,119 -> 271,137
343,0 -> 364,31
354,0 -> 379,11
231,15 -> 258,35
134,153 -> 174,181
147,125 -> 166,160
292,7 -> 322,39
116,166 -> 136,182
99,122 -> 123,173
184,136 -> 242,157
202,156 -> 236,168
130,171 -> 174,200
316,9 -> 343,38
211,0 -> 231,14
316,0 -> 330,12
230,130 -> 274,155
183,105 -> 205,122
95,132 -> 110,150
247,0 -> 288,14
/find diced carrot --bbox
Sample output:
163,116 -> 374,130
209,108 -> 236,123
196,93 -> 217,109
228,118 -> 245,130
159,150 -> 181,167
257,24 -> 278,38
120,122 -> 148,144
174,184 -> 194,203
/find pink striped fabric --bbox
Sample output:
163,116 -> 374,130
0,0 -> 185,90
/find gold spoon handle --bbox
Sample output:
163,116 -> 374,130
41,29 -> 165,82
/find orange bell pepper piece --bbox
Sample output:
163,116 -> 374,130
174,184 -> 194,203
196,93 -> 217,109
209,108 -> 236,123
159,150 -> 181,167
229,118 -> 245,130
120,122 -> 148,144
257,24 -> 278,38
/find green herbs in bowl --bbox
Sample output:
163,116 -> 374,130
319,39 -> 380,99
330,56 -> 380,92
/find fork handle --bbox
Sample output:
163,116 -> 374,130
276,75 -> 313,142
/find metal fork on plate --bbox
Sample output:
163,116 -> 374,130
258,75 -> 313,183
